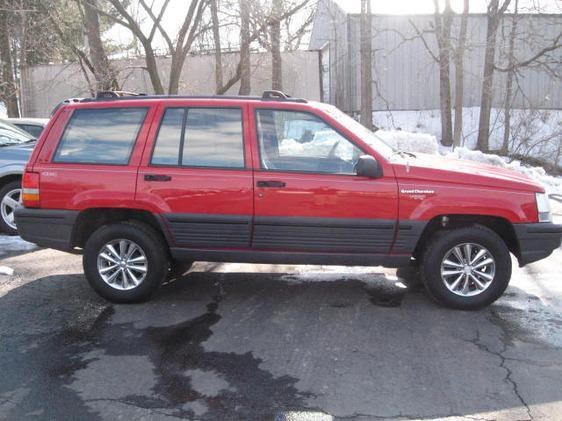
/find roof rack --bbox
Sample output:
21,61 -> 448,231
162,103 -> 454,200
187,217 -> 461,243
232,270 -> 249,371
262,90 -> 307,103
78,90 -> 308,104
96,91 -> 147,99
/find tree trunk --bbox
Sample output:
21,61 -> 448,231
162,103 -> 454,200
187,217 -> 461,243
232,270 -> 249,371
502,0 -> 518,155
143,41 -> 165,94
434,0 -> 453,146
477,0 -> 511,152
210,0 -> 223,93
359,0 -> 373,130
238,0 -> 251,95
0,9 -> 19,117
453,0 -> 469,148
270,0 -> 283,91
83,0 -> 119,91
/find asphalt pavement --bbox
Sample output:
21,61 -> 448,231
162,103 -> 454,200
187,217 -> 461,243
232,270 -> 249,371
0,200 -> 561,420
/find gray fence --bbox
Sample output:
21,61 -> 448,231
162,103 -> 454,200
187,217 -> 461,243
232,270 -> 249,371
21,50 -> 321,117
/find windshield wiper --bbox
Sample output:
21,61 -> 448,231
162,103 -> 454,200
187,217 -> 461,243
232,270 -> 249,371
391,149 -> 417,159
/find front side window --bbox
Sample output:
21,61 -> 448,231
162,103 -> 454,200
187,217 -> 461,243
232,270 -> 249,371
54,108 -> 147,164
151,107 -> 245,168
256,109 -> 363,174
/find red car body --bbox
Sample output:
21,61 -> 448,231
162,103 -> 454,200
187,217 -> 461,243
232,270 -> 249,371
14,93 -> 562,307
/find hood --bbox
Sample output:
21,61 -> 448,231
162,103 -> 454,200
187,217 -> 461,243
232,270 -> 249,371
392,153 -> 542,192
0,141 -> 35,166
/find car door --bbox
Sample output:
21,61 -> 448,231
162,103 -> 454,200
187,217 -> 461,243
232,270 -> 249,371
136,101 -> 254,249
250,106 -> 398,254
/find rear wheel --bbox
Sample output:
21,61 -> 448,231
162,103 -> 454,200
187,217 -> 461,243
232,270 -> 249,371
83,222 -> 169,303
421,225 -> 511,310
0,180 -> 22,236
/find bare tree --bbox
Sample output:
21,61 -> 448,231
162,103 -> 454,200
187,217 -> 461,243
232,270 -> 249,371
433,0 -> 453,146
0,4 -> 20,117
359,0 -> 372,130
81,0 -> 118,91
501,0 -> 518,154
453,0 -> 469,147
476,0 -> 512,152
270,0 -> 283,90
95,0 -> 206,94
210,0 -> 223,93
238,0 -> 251,94
216,0 -> 311,95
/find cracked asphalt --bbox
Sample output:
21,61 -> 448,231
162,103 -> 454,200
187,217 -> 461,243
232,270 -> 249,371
0,200 -> 561,421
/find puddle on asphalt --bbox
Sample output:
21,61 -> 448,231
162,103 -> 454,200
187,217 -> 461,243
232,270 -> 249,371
365,287 -> 406,307
6,285 -> 314,420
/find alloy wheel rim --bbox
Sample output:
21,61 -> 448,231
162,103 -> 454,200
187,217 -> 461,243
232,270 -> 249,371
1,188 -> 22,230
96,239 -> 148,290
440,242 -> 496,297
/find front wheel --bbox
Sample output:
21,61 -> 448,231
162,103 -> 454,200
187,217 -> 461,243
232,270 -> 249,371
83,222 -> 170,303
421,225 -> 511,310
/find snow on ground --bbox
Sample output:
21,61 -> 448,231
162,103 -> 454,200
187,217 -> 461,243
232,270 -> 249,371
0,266 -> 14,276
0,235 -> 37,256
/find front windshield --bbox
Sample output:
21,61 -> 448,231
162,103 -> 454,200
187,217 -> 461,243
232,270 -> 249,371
0,122 -> 34,146
317,103 -> 395,159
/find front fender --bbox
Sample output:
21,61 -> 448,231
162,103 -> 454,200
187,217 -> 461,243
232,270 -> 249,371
399,183 -> 538,223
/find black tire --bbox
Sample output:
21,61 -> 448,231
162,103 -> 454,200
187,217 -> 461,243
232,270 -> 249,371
83,222 -> 170,303
168,260 -> 194,280
0,180 -> 21,236
421,225 -> 512,310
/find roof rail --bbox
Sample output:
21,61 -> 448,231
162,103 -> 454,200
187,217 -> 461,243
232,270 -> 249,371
96,91 -> 147,99
262,90 -> 307,103
73,90 -> 307,104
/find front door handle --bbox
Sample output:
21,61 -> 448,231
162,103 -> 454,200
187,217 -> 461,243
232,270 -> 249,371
144,174 -> 172,182
257,180 -> 286,188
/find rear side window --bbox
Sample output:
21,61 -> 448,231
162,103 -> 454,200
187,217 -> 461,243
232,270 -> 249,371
151,107 -> 244,168
54,108 -> 147,165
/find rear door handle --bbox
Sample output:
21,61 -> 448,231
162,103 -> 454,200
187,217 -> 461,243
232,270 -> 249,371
257,180 -> 286,188
144,174 -> 172,182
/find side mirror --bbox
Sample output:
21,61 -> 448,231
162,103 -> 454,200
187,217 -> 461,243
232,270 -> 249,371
355,155 -> 383,178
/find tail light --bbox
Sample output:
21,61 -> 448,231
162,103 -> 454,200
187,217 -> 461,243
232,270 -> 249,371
22,171 -> 40,208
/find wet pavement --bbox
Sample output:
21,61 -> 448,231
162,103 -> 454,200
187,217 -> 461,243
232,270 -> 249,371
0,200 -> 561,420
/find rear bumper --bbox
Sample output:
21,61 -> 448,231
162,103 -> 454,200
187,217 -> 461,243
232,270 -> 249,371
14,208 -> 79,251
514,222 -> 562,266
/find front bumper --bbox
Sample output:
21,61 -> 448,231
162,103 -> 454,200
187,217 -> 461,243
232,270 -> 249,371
14,208 -> 79,251
514,222 -> 562,266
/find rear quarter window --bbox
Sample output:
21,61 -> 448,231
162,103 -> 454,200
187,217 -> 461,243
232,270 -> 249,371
53,107 -> 147,165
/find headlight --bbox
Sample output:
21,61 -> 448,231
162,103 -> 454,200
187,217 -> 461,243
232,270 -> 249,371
535,192 -> 551,222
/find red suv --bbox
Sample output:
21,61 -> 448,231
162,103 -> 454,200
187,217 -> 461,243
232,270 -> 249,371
15,91 -> 562,309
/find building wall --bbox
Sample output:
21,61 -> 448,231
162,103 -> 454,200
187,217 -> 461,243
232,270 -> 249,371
310,0 -> 562,113
21,50 -> 321,117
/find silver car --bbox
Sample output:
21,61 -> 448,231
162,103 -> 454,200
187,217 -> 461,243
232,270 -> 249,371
0,120 -> 35,235
6,118 -> 49,138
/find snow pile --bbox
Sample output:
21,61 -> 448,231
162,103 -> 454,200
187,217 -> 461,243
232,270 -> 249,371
374,130 -> 439,155
0,266 -> 14,276
372,128 -> 561,195
446,147 -> 562,195
279,133 -> 355,160
373,107 -> 562,167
